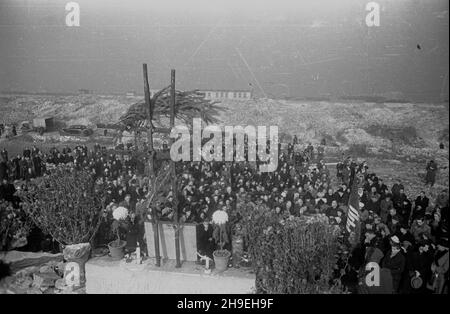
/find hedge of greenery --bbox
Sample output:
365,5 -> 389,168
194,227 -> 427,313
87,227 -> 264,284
238,202 -> 345,294
17,168 -> 107,246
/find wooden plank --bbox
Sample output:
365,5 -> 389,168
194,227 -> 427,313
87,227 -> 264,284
143,63 -> 161,267
170,69 -> 181,268
144,222 -> 198,262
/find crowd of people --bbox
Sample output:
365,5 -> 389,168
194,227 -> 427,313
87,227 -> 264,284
0,138 -> 448,294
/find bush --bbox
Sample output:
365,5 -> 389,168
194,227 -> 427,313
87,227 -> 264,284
17,168 -> 107,246
240,203 -> 345,294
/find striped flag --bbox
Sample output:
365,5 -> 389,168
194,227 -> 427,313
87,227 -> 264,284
346,168 -> 360,235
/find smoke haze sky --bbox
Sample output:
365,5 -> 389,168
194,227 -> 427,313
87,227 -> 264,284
0,0 -> 448,101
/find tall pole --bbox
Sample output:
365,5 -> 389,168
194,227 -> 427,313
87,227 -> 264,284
143,63 -> 153,170
143,63 -> 161,267
170,69 -> 182,268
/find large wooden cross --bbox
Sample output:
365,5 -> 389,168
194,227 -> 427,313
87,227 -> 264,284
143,64 -> 181,268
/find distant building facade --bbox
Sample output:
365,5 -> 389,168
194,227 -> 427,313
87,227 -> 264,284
119,89 -> 252,100
199,90 -> 252,100
78,89 -> 93,95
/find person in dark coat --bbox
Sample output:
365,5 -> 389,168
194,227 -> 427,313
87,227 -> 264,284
425,160 -> 438,187
397,225 -> 416,247
23,147 -> 31,158
402,241 -> 433,294
413,191 -> 429,220
0,158 -> 8,182
391,180 -> 404,199
31,154 -> 42,178
12,156 -> 20,180
124,211 -> 145,254
397,198 -> 412,224
381,241 -> 406,293
0,179 -> 16,204
197,219 -> 214,260
0,149 -> 8,162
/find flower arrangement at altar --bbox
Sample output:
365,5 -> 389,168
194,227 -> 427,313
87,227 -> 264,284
212,209 -> 229,226
212,209 -> 231,271
113,206 -> 129,222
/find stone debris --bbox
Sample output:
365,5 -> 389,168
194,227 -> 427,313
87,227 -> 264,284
26,287 -> 43,294
56,287 -> 85,294
43,288 -> 56,294
0,257 -> 86,294
54,278 -> 76,292
32,272 -> 61,289
39,264 -> 56,274
15,276 -> 33,289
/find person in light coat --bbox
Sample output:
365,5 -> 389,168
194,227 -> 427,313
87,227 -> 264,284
430,239 -> 449,294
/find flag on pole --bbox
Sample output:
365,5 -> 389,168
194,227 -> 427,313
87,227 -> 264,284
346,167 -> 360,235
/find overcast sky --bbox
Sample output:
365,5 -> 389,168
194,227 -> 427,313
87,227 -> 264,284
0,0 -> 448,101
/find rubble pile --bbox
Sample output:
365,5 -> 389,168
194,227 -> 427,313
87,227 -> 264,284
0,251 -> 85,294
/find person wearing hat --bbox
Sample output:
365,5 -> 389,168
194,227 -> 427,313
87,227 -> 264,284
381,238 -> 406,293
430,238 -> 449,294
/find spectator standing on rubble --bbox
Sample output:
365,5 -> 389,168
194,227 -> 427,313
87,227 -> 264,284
425,160 -> 438,187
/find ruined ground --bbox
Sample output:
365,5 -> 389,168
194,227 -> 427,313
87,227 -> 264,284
0,94 -> 448,199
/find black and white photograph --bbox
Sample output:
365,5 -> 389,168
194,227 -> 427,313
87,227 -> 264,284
0,0 -> 448,300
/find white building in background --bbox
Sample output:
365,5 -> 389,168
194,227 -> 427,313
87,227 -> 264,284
199,90 -> 252,100
125,89 -> 253,100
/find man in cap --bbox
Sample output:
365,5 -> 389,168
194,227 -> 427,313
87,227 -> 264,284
381,236 -> 406,293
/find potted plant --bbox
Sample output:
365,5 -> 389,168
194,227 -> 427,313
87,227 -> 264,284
212,209 -> 231,272
18,168 -> 107,287
108,206 -> 128,260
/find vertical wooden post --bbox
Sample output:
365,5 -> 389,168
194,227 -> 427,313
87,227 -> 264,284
143,63 -> 161,267
170,69 -> 182,268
